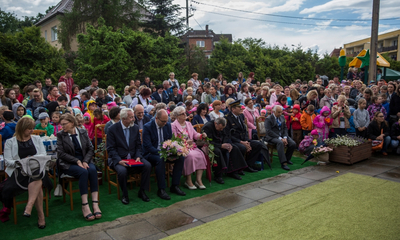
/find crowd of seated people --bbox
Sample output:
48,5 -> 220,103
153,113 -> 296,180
1,68 -> 400,227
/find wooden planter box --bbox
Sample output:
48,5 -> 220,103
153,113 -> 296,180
328,142 -> 372,165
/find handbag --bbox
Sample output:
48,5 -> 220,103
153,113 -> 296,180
14,155 -> 52,190
54,184 -> 63,197
370,129 -> 384,151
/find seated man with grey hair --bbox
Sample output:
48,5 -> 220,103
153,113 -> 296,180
107,108 -> 152,204
264,105 -> 297,170
202,118 -> 248,184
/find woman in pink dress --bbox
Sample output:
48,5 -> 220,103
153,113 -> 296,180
171,106 -> 208,190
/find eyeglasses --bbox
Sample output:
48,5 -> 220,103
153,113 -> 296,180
61,122 -> 70,126
377,115 -> 384,118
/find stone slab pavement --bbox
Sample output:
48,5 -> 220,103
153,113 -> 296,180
37,154 -> 400,240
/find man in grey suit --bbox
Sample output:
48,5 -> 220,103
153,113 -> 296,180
264,105 -> 296,170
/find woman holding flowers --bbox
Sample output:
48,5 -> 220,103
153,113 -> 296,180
171,106 -> 208,190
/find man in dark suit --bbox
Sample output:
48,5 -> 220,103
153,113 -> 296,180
169,86 -> 183,104
133,104 -> 150,130
107,108 -> 152,205
202,118 -> 248,184
142,109 -> 185,200
224,100 -> 263,178
264,105 -> 296,170
151,85 -> 164,104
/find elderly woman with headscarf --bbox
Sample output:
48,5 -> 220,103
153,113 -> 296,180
171,106 -> 207,190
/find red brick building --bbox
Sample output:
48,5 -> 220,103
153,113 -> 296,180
181,25 -> 232,58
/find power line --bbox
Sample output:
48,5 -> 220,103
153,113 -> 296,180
192,1 -> 400,22
194,9 -> 365,27
193,16 -> 203,30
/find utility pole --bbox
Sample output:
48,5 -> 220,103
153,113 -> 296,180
186,0 -> 189,27
368,0 -> 380,85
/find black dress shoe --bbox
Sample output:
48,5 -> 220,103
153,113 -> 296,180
157,189 -> 171,200
121,196 -> 130,205
214,177 -> 225,184
170,186 -> 186,196
138,190 -> 150,202
227,173 -> 242,180
238,170 -> 245,176
287,160 -> 294,165
281,164 -> 290,171
244,167 -> 258,173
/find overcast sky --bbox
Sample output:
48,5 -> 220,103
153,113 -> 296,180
2,0 -> 400,55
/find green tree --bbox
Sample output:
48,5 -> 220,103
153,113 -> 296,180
0,7 -> 55,33
59,0 -> 142,51
0,9 -> 21,33
140,0 -> 188,37
0,26 -> 67,87
74,18 -> 185,91
184,46 -> 209,80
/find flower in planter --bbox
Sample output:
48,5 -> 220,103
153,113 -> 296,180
324,135 -> 368,147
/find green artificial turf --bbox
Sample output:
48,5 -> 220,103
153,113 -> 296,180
2,156 -> 315,239
166,173 -> 400,240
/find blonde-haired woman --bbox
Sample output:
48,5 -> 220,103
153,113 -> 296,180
1,117 -> 49,227
26,88 -> 48,113
107,85 -> 120,101
255,86 -> 270,108
299,90 -> 319,111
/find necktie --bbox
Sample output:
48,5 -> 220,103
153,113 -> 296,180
124,128 -> 131,159
71,134 -> 82,151
158,127 -> 163,149
277,117 -> 282,132
237,116 -> 243,129
124,128 -> 130,146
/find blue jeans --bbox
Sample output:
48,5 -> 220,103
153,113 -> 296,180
382,136 -> 391,153
391,140 -> 399,149
64,163 -> 98,195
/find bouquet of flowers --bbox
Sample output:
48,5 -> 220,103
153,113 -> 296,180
324,135 -> 368,147
311,146 -> 333,157
160,134 -> 191,161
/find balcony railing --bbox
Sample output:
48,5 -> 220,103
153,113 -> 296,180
378,45 -> 398,52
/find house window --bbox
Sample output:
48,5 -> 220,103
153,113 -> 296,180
393,40 -> 398,47
51,26 -> 57,41
213,41 -> 219,46
196,41 -> 205,47
44,30 -> 47,42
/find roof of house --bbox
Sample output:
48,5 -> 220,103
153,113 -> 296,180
35,0 -> 73,26
181,28 -> 232,42
35,0 -> 152,26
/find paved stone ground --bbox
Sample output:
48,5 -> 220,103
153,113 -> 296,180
38,154 -> 400,240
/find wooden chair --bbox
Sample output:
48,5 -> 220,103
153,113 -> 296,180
94,124 -> 106,150
13,188 -> 49,224
256,116 -> 275,162
32,129 -> 47,136
193,124 -> 204,133
104,137 -> 141,199
61,174 -> 100,211
256,116 -> 266,140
